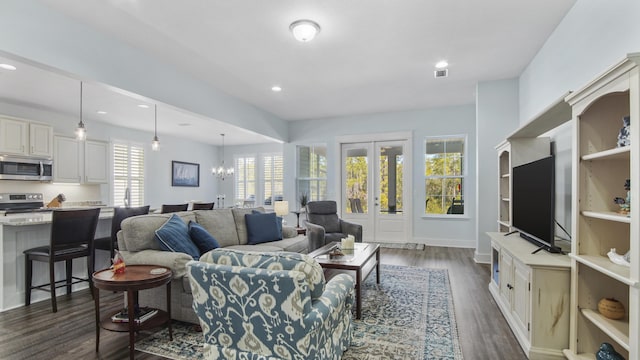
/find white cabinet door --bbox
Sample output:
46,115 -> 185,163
53,136 -> 81,183
84,140 -> 108,183
499,251 -> 513,306
512,260 -> 530,337
29,123 -> 53,158
0,117 -> 28,155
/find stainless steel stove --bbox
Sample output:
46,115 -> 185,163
0,193 -> 51,215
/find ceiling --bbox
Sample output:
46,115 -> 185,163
1,0 -> 576,145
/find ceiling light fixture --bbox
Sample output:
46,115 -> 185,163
151,104 -> 160,151
138,104 -> 149,109
435,60 -> 449,69
271,86 -> 282,92
213,133 -> 234,180
290,19 -> 320,42
75,81 -> 86,141
0,64 -> 17,71
96,110 -> 107,115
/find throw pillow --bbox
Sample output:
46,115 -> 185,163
188,221 -> 220,254
252,209 -> 283,237
155,214 -> 200,259
245,212 -> 282,245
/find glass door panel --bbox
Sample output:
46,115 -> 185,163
345,147 -> 369,214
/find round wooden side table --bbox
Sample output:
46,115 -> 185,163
93,265 -> 173,360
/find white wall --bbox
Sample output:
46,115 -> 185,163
0,0 -> 288,142
519,0 -> 640,123
0,101 -> 220,209
288,105 -> 477,247
517,0 -> 640,249
475,79 -> 520,262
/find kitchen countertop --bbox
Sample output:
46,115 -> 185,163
0,208 -> 114,226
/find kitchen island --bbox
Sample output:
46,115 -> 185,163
0,209 -> 113,311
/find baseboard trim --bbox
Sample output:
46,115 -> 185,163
413,237 -> 475,249
474,251 -> 491,264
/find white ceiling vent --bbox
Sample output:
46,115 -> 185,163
434,69 -> 448,78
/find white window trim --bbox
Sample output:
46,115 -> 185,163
111,139 -> 146,207
234,154 -> 257,203
296,143 -> 328,202
423,134 -> 468,218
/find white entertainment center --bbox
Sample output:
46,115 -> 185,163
490,53 -> 640,360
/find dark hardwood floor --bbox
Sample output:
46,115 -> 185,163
0,247 -> 526,359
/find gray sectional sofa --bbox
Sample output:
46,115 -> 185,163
116,207 -> 308,324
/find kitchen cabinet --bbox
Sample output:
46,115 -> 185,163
53,136 -> 108,184
0,116 -> 53,158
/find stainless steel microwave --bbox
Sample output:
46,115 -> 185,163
0,156 -> 53,181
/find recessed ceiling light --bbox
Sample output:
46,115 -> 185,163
271,86 -> 282,92
290,19 -> 321,42
178,123 -> 191,127
0,64 -> 17,71
435,61 -> 448,69
96,110 -> 107,115
138,104 -> 149,109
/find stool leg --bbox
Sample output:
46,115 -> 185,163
87,256 -> 94,299
66,260 -> 73,295
50,260 -> 57,313
25,256 -> 32,306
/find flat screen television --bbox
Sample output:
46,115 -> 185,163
511,156 -> 559,253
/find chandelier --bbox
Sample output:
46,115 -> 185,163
214,133 -> 234,180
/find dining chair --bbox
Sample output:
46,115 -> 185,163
161,203 -> 188,213
93,205 -> 150,263
192,202 -> 214,210
24,208 -> 100,312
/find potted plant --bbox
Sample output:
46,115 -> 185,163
299,192 -> 308,211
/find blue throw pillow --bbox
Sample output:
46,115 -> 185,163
245,211 -> 282,244
188,221 -> 220,254
252,209 -> 283,237
155,214 -> 200,259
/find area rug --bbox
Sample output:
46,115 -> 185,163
137,264 -> 463,360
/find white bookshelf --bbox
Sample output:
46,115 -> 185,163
563,53 -> 640,360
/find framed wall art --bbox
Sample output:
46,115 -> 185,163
172,161 -> 200,187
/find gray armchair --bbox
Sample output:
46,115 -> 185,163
305,200 -> 363,251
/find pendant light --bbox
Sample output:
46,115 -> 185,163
214,133 -> 234,180
151,104 -> 160,151
75,81 -> 86,140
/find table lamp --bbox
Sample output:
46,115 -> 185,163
274,201 -> 289,225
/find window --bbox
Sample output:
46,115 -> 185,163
113,142 -> 145,207
262,154 -> 283,205
297,144 -> 327,201
235,156 -> 256,204
424,136 -> 465,215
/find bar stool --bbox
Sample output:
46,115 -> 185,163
161,204 -> 188,213
192,202 -> 214,210
93,205 -> 150,262
24,208 -> 100,312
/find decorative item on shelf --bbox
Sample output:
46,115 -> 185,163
616,115 -> 630,148
112,250 -> 126,274
607,248 -> 630,267
613,179 -> 631,214
596,342 -> 625,360
46,193 -> 66,208
597,297 -> 625,320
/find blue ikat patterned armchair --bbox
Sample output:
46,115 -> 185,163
186,248 -> 355,360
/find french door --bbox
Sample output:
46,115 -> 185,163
341,139 -> 409,243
